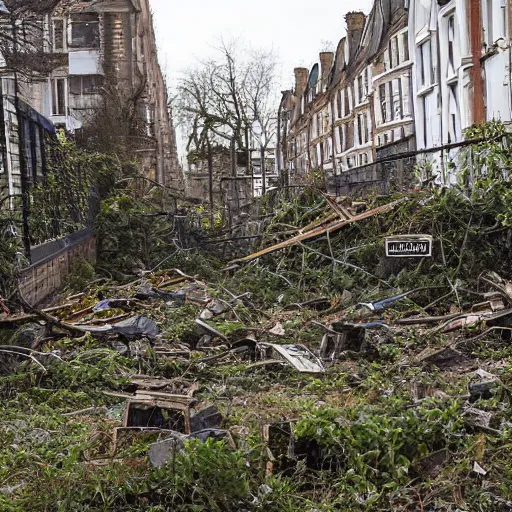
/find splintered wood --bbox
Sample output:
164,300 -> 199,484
231,198 -> 405,264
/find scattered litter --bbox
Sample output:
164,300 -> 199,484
472,461 -> 488,476
268,323 -> 285,336
258,343 -> 325,373
113,315 -> 159,340
148,429 -> 235,468
195,319 -> 228,343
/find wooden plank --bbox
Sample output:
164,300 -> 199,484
231,198 -> 406,265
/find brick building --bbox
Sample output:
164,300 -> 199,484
0,0 -> 181,195
279,1 -> 414,187
278,0 -> 512,192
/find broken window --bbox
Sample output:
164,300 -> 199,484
52,78 -> 66,116
70,14 -> 100,49
69,75 -> 103,95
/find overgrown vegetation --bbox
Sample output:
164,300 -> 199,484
2,122 -> 512,510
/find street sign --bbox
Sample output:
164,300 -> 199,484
385,235 -> 433,258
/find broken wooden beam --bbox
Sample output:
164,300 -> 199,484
231,198 -> 406,264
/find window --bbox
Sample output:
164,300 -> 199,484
69,75 -> 103,95
402,32 -> 409,62
357,113 -> 369,145
389,37 -> 399,68
337,125 -> 343,153
52,78 -> 66,116
447,15 -> 455,76
324,138 -> 332,162
391,79 -> 403,120
384,48 -> 390,71
358,153 -> 368,166
318,112 -> 324,135
344,89 -> 350,117
419,39 -> 434,87
484,0 -> 506,46
448,83 -> 460,143
53,19 -> 64,50
337,90 -> 343,118
379,84 -> 388,123
357,75 -> 363,103
70,14 -> 99,48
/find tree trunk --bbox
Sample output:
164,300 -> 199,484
261,145 -> 266,196
207,137 -> 214,228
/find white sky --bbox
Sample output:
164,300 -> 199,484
149,0 -> 374,161
150,0 -> 373,89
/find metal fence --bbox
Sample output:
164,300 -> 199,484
326,135 -> 510,197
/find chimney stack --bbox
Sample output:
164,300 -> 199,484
294,67 -> 309,97
345,12 -> 366,62
319,52 -> 334,88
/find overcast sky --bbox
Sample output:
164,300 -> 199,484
149,0 -> 374,162
149,0 -> 374,91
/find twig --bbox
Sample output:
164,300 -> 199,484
424,290 -> 455,311
0,346 -> 63,362
266,270 -> 293,287
298,242 -> 390,287
454,212 -> 473,275
0,349 -> 47,373
63,406 -> 108,417
480,276 -> 512,307
454,327 -> 512,347
16,288 -> 89,335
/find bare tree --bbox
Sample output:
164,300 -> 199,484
244,48 -> 279,195
177,38 -> 279,201
0,0 -> 77,77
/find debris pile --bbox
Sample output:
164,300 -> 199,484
2,187 -> 512,510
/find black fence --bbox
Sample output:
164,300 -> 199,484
327,134 -> 510,197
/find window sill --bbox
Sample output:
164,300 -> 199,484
417,83 -> 438,97
376,117 -> 413,130
446,75 -> 458,86
372,61 -> 413,83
